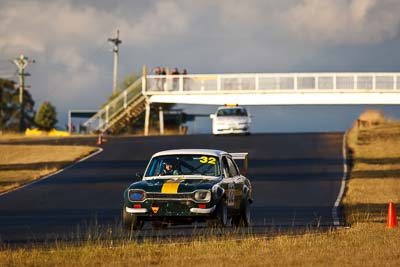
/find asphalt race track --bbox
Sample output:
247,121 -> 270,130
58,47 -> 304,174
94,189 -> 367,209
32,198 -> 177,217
0,133 -> 345,243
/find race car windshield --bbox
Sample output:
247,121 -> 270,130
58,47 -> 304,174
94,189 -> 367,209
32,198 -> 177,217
145,155 -> 221,178
217,108 -> 247,117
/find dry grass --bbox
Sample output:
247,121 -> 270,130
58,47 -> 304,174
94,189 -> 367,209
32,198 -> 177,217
0,132 -> 25,140
344,120 -> 400,225
0,132 -> 98,142
344,178 -> 400,204
0,224 -> 399,267
0,145 -> 96,193
0,132 -> 56,141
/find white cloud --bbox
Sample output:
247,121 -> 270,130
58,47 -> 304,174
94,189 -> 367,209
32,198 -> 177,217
283,0 -> 400,45
0,0 -> 194,120
0,1 -> 121,61
0,0 -> 195,71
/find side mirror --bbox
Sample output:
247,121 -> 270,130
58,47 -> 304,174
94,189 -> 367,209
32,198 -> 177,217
135,173 -> 143,180
210,114 -> 216,119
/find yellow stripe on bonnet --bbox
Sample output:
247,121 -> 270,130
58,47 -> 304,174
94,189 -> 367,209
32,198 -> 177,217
161,180 -> 182,193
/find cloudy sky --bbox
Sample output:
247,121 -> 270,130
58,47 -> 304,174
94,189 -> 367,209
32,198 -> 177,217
1,0 -> 400,126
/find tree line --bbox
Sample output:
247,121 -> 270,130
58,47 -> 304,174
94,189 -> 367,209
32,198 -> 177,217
0,78 -> 57,132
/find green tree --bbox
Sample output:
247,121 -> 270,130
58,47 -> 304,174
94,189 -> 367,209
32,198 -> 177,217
0,79 -> 16,130
34,101 -> 57,131
0,78 -> 35,131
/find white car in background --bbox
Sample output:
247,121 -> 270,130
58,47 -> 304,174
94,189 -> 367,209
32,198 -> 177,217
210,105 -> 251,135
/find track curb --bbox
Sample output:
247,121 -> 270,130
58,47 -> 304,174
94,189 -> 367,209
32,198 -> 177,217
332,132 -> 348,226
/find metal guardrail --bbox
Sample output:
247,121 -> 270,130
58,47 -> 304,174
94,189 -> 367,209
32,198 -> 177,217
144,73 -> 400,94
84,77 -> 142,132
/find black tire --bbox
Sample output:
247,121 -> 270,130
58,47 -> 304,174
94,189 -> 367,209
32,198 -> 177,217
122,205 -> 143,230
233,198 -> 251,227
208,200 -> 228,228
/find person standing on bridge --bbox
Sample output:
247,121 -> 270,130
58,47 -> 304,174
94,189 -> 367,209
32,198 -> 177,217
153,66 -> 162,90
161,67 -> 166,90
182,68 -> 188,90
171,67 -> 179,91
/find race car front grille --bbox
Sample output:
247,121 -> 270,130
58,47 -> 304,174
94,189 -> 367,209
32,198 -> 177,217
146,192 -> 193,200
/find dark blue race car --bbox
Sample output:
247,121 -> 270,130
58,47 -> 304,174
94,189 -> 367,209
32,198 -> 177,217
122,149 -> 252,229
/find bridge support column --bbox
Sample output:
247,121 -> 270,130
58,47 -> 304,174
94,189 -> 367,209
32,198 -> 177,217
144,101 -> 150,136
159,106 -> 164,135
68,110 -> 72,133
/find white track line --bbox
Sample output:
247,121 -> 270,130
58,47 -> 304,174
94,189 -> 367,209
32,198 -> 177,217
332,132 -> 348,227
0,147 -> 103,197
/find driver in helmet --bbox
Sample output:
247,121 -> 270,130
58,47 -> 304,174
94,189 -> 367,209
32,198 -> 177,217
161,159 -> 179,176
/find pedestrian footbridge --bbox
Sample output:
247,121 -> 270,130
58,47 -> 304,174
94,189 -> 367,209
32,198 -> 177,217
145,72 -> 400,105
83,72 -> 400,134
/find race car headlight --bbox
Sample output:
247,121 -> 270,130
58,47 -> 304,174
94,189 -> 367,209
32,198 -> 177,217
128,190 -> 146,201
194,190 -> 211,202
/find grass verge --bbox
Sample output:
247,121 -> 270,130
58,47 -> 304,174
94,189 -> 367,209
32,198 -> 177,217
0,145 -> 97,194
0,224 -> 399,266
344,122 -> 400,224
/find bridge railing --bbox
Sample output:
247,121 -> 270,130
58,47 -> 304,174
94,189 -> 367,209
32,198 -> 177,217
144,73 -> 400,94
84,77 -> 142,132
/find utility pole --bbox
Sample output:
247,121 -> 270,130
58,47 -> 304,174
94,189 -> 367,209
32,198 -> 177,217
108,29 -> 122,95
12,54 -> 34,132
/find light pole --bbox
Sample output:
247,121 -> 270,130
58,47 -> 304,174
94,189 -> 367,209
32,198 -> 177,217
12,54 -> 34,132
108,29 -> 122,95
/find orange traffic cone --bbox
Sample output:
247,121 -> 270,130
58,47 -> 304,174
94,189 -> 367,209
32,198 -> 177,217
387,202 -> 398,228
96,134 -> 103,145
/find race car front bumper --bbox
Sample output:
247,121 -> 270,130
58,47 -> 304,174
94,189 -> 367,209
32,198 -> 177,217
190,205 -> 216,214
125,207 -> 148,213
125,205 -> 216,215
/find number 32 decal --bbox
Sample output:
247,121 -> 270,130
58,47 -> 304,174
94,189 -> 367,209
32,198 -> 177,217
199,156 -> 216,165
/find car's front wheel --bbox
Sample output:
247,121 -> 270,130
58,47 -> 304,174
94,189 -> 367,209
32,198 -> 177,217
233,198 -> 251,227
122,205 -> 143,230
208,200 -> 228,228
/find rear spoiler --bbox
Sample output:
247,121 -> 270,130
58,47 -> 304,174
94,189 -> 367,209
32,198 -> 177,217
230,152 -> 249,176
